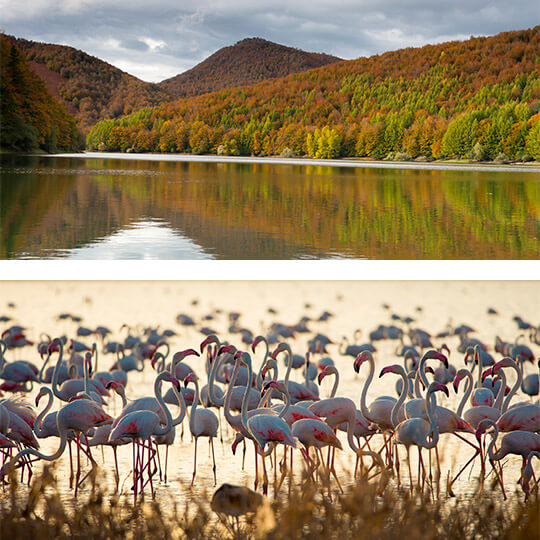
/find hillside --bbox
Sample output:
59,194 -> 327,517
5,35 -> 176,132
159,37 -> 341,97
0,35 -> 82,152
88,27 -> 540,161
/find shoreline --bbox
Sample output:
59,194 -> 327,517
42,151 -> 540,173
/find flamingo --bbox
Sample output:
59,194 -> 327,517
1,393 -> 112,495
520,451 -> 540,499
109,371 -> 181,500
392,382 -> 448,492
183,372 -> 219,485
476,419 -> 540,498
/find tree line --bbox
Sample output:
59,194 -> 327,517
87,27 -> 540,161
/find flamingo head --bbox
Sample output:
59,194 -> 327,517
200,335 -> 219,353
262,380 -> 284,394
150,352 -> 163,370
430,381 -> 449,398
317,366 -> 333,384
174,348 -> 200,364
424,350 -> 448,368
492,357 -> 514,374
161,372 -> 180,389
353,351 -> 372,373
251,335 -> 266,352
237,352 -> 252,369
85,352 -> 93,374
261,358 -> 276,378
452,370 -> 466,393
379,364 -> 402,378
183,372 -> 196,387
440,343 -> 451,356
481,367 -> 493,381
475,418 -> 496,440
47,338 -> 62,354
218,344 -> 236,357
231,433 -> 243,455
35,387 -> 48,407
271,342 -> 289,359
105,380 -> 122,392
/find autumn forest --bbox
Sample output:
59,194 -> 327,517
1,28 -> 539,161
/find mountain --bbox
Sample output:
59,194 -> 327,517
0,35 -> 82,152
88,27 -> 540,161
4,35 -> 176,133
158,37 -> 342,98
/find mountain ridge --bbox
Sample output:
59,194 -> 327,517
158,37 -> 342,97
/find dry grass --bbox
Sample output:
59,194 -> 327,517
0,465 -> 538,540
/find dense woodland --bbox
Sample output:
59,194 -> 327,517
159,38 -> 341,97
5,35 -> 176,132
87,27 -> 540,161
0,35 -> 82,152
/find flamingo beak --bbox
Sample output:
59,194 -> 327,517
183,348 -> 200,358
482,368 -> 492,381
317,370 -> 327,385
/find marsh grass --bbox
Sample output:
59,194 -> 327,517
0,465 -> 538,540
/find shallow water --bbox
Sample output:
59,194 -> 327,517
2,153 -> 539,259
0,281 -> 538,508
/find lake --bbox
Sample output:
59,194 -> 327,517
1,152 -> 539,259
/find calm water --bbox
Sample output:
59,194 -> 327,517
1,153 -> 539,259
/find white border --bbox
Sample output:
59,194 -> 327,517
0,260 -> 537,281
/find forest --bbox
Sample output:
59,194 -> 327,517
0,35 -> 82,152
159,37 -> 341,97
6,35 -> 176,133
87,27 -> 540,161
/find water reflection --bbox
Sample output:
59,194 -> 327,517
1,153 -> 538,259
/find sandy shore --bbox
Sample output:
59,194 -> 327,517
47,151 -> 540,173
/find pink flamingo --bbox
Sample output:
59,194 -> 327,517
109,371 -> 181,501
476,419 -> 540,498
392,381 -> 448,492
183,372 -> 219,485
1,393 -> 112,496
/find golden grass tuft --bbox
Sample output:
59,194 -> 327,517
0,465 -> 538,539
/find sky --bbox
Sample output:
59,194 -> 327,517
1,1 -> 537,82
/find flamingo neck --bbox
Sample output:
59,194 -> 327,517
51,342 -> 64,401
240,358 -> 254,432
254,339 -> 269,391
224,355 -> 241,426
39,351 -> 51,383
330,369 -> 339,398
153,373 -> 173,436
34,388 -> 54,437
502,360 -> 523,413
493,370 -> 506,411
208,353 -> 226,407
189,378 -> 200,434
456,370 -> 473,417
277,386 -> 291,420
345,408 -> 360,454
392,367 -> 408,428
359,355 -> 375,423
424,387 -> 439,449
282,344 -> 293,386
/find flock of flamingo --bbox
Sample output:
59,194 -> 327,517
0,307 -> 539,513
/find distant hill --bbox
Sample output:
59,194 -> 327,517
0,35 -> 82,152
88,27 -> 540,161
5,35 -> 176,132
159,37 -> 342,97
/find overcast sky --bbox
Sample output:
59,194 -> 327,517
1,1 -> 537,82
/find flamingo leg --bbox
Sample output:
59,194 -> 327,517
164,445 -> 169,484
112,446 -> 119,489
210,437 -> 217,486
261,450 -> 268,496
241,439 -> 246,471
191,437 -> 198,485
406,446 -> 413,493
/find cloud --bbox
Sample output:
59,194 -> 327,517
2,1 -> 536,82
